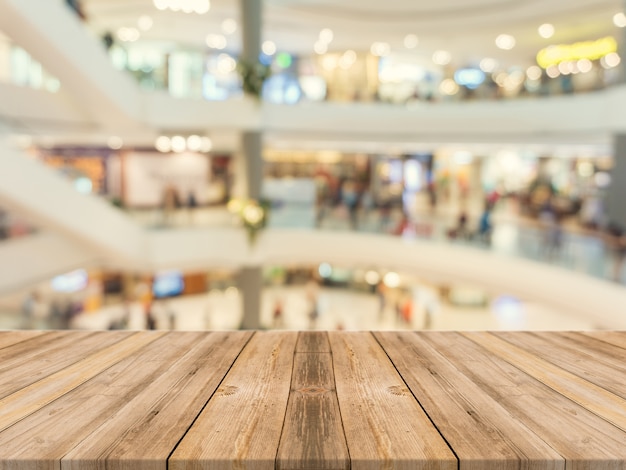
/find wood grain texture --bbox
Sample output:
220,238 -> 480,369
277,332 -> 349,470
465,331 -> 626,432
430,332 -> 626,467
579,331 -> 626,350
494,331 -> 626,400
295,331 -> 331,353
1,331 -> 626,470
0,331 -> 164,433
169,331 -> 298,470
61,331 -> 253,470
0,330 -> 46,350
0,332 -> 195,470
0,331 -> 130,399
375,331 -> 564,470
329,331 -> 457,470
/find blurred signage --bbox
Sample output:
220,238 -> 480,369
536,36 -> 617,68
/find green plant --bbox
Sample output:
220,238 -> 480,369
237,59 -> 271,99
228,198 -> 271,245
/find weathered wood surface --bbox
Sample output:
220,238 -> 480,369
0,330 -> 625,469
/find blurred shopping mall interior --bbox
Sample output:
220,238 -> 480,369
1,0 -> 626,332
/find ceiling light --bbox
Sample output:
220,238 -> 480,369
538,23 -> 554,39
614,12 -> 626,28
339,50 -> 357,69
404,34 -> 419,49
370,41 -> 390,57
495,34 -> 516,50
365,270 -> 380,285
206,34 -> 227,49
217,53 -> 236,73
153,0 -> 168,10
262,40 -> 277,55
181,0 -> 194,13
432,50 -> 451,65
117,27 -> 140,42
193,0 -> 210,14
186,135 -> 202,151
138,15 -> 153,31
171,135 -> 186,153
319,28 -> 333,43
200,137 -> 213,152
107,136 -> 123,150
383,272 -> 400,288
222,18 -> 237,34
546,65 -> 560,78
526,65 -> 542,80
479,58 -> 497,73
155,136 -> 171,153
577,58 -> 592,73
602,52 -> 621,68
314,40 -> 328,54
439,78 -> 459,95
558,61 -> 572,75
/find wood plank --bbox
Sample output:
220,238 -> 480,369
578,331 -> 626,351
465,331 -> 626,432
0,331 -> 131,399
494,331 -> 626,400
328,331 -> 457,470
0,330 -> 47,350
169,331 -> 298,470
277,332 -> 349,470
61,331 -> 253,470
0,331 -> 164,432
426,332 -> 626,467
0,331 -> 203,470
0,330 -> 79,365
295,331 -> 330,353
375,331 -> 564,470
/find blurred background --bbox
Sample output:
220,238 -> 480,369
1,0 -> 626,332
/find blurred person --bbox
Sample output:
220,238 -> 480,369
145,301 -> 157,330
187,190 -> 198,225
305,278 -> 320,329
162,185 -> 178,227
606,222 -> 626,282
393,212 -> 412,236
539,200 -> 563,259
341,179 -> 360,229
272,297 -> 284,329
21,291 -> 48,329
0,208 -> 8,240
477,203 -> 493,245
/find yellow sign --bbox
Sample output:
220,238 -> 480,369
536,36 -> 617,68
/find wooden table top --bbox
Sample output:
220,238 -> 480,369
1,330 -> 626,469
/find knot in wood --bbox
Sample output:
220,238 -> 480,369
387,385 -> 410,396
296,386 -> 328,395
217,385 -> 239,396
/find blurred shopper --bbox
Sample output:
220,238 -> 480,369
0,208 -> 8,240
606,222 -> 626,282
539,201 -> 563,259
272,297 -> 284,329
341,179 -> 360,229
305,279 -> 320,329
477,203 -> 493,244
21,291 -> 47,329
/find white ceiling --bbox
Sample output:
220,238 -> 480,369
83,0 -> 624,68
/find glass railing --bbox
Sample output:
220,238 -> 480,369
104,39 -> 623,106
119,195 -> 622,286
